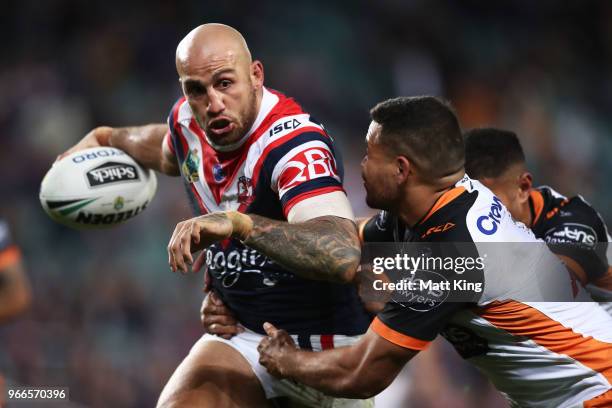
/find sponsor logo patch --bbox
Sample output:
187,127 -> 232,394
421,222 -> 456,239
544,223 -> 597,247
441,324 -> 489,358
212,163 -> 226,183
205,244 -> 292,288
182,148 -> 200,183
394,269 -> 451,313
268,118 -> 302,137
477,196 -> 504,235
237,176 -> 254,205
86,162 -> 139,187
277,148 -> 339,195
113,196 -> 125,211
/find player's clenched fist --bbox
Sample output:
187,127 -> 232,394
167,211 -> 253,273
258,322 -> 297,378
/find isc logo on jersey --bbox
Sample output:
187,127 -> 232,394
268,118 -> 301,137
278,148 -> 339,195
477,196 -> 504,235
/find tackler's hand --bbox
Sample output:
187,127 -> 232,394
258,322 -> 298,378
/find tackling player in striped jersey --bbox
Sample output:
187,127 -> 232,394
258,96 -> 612,408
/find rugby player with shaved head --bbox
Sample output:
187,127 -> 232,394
62,24 -> 372,407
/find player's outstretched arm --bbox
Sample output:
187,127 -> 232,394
244,214 -> 360,283
258,323 -> 416,399
167,212 -> 361,283
59,124 -> 180,176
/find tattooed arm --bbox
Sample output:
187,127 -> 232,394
244,214 -> 360,283
167,212 -> 361,283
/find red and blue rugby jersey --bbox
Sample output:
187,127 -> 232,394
166,88 -> 370,337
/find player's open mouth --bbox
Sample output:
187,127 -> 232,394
208,118 -> 235,135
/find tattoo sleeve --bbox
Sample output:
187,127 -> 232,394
243,215 -> 361,283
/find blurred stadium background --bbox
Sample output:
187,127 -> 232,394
1,1 -> 611,406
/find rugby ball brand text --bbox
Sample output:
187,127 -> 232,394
86,162 -> 139,187
72,149 -> 125,163
74,202 -> 149,225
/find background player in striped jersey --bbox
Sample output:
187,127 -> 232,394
62,24 -> 372,407
258,96 -> 612,408
464,128 -> 612,310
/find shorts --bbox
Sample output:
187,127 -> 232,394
194,328 -> 374,408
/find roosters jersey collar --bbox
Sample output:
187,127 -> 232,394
204,87 -> 280,152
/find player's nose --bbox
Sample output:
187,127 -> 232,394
207,89 -> 226,114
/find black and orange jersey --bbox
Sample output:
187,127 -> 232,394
362,175 -> 532,345
529,186 -> 610,282
362,176 -> 612,408
364,181 -> 483,345
361,189 -> 479,244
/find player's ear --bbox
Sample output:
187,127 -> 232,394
251,60 -> 264,89
517,172 -> 532,203
396,156 -> 411,183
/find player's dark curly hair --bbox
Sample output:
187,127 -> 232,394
370,96 -> 464,179
464,128 -> 525,179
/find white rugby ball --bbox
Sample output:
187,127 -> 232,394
40,147 -> 157,229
